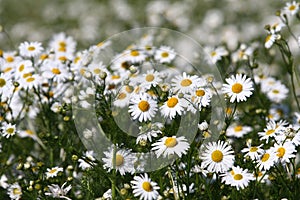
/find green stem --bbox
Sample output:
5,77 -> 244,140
111,145 -> 117,199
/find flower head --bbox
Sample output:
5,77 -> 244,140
131,173 -> 160,200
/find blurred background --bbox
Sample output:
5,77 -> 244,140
0,0 -> 283,50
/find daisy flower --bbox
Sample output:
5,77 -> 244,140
151,136 -> 190,158
221,166 -> 255,190
226,124 -> 253,138
136,122 -> 164,143
49,32 -> 77,56
241,144 -> 264,161
45,182 -> 72,200
7,183 -> 22,200
204,46 -> 228,64
139,69 -> 162,90
102,147 -> 136,175
266,82 -> 289,103
0,73 -> 14,100
128,93 -> 158,122
265,34 -> 279,49
171,72 -> 201,94
46,166 -> 64,179
14,60 -> 34,79
0,174 -> 8,189
19,73 -> 42,90
222,74 -> 254,103
257,149 -> 276,171
154,45 -> 176,63
125,49 -> 147,63
131,173 -> 160,200
284,1 -> 299,15
160,95 -> 185,119
271,141 -> 296,163
18,41 -> 43,58
2,123 -> 17,138
200,140 -> 235,173
258,119 -> 287,143
231,44 -> 254,62
41,60 -> 70,83
113,85 -> 134,108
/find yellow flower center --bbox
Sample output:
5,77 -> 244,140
161,52 -> 169,58
167,97 -> 178,108
266,129 -> 275,135
3,67 -> 12,73
49,168 -> 57,174
13,188 -> 22,195
145,74 -> 155,82
181,79 -> 192,87
28,46 -> 36,51
211,51 -> 217,57
142,181 -> 153,192
196,89 -> 205,97
59,56 -> 67,62
211,150 -> 223,162
138,100 -> 150,112
0,78 -> 6,87
261,153 -> 270,162
6,56 -> 14,63
112,75 -> 120,79
26,77 -> 35,82
19,64 -> 25,72
52,68 -> 61,75
272,89 -> 279,94
277,147 -> 285,158
6,128 -> 15,134
289,5 -> 296,11
265,35 -> 272,43
164,137 -> 178,147
93,69 -> 101,74
231,83 -> 243,93
233,173 -> 243,180
117,93 -> 127,100
234,125 -> 243,132
40,54 -> 49,60
125,86 -> 133,93
115,154 -> 124,166
130,50 -> 140,57
249,147 -> 258,152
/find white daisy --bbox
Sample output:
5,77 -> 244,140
284,1 -> 299,15
256,149 -> 276,171
45,166 -> 63,179
49,32 -> 77,56
226,124 -> 253,138
45,182 -> 72,200
200,140 -> 235,173
136,122 -> 164,143
102,146 -> 136,175
160,96 -> 185,119
171,72 -> 201,94
113,85 -> 134,108
222,74 -> 254,103
125,49 -> 147,63
139,69 -> 162,90
7,183 -> 22,200
128,93 -> 158,122
204,46 -> 228,64
0,73 -> 14,100
154,45 -> 176,63
221,166 -> 255,190
131,173 -> 160,200
41,60 -> 70,83
2,123 -> 17,138
231,44 -> 254,62
265,34 -> 279,49
258,119 -> 287,143
241,144 -> 264,161
271,141 -> 296,163
151,136 -> 190,158
18,41 -> 43,58
266,82 -> 289,103
14,60 -> 34,79
19,73 -> 42,90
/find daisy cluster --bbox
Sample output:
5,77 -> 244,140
1,1 -> 300,200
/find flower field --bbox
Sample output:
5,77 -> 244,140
1,0 -> 300,199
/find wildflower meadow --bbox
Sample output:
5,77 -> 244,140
1,0 -> 300,199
